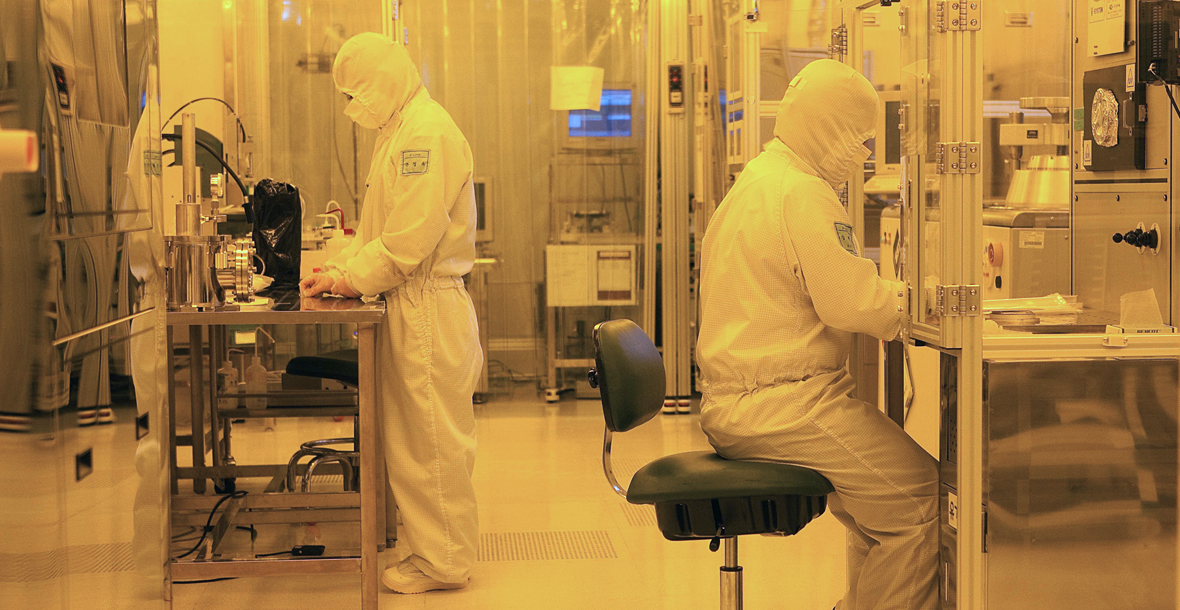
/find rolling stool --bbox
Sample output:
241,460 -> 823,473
588,320 -> 834,610
284,349 -> 359,492
286,438 -> 357,492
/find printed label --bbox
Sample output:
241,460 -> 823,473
1019,230 -> 1046,249
948,492 -> 959,531
400,150 -> 430,175
1083,139 -> 1093,166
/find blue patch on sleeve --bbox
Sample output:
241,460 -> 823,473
834,222 -> 858,256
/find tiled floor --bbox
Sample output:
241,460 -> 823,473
171,388 -> 849,609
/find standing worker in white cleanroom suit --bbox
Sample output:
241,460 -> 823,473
300,33 -> 481,595
696,59 -> 938,610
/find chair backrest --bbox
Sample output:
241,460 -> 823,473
593,319 -> 666,432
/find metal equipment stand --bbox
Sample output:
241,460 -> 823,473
166,295 -> 385,610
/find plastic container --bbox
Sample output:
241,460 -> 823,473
244,355 -> 268,409
317,213 -> 352,260
216,361 -> 240,410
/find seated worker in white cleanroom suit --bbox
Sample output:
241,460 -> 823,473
696,59 -> 938,610
299,33 -> 482,595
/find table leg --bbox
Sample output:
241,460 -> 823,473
217,326 -> 236,466
189,325 -> 207,494
167,326 -> 179,496
376,419 -> 387,551
358,322 -> 379,609
209,326 -> 223,474
547,306 -> 557,393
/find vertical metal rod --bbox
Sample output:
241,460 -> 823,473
188,325 -> 207,494
220,325 -> 234,465
167,325 -> 179,496
177,113 -> 202,237
376,415 -> 388,549
181,113 -> 198,204
547,306 -> 558,393
720,537 -> 743,610
208,324 -> 222,475
358,322 -> 379,610
717,538 -> 745,608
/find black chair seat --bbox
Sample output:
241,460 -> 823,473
627,451 -> 834,503
627,451 -> 834,541
285,349 -> 359,386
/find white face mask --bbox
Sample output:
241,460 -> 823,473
821,143 -> 873,189
344,98 -> 381,130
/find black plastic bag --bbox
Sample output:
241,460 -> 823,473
251,179 -> 302,289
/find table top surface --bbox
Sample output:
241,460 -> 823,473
167,290 -> 385,325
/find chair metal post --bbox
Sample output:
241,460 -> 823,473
720,537 -> 743,610
602,427 -> 628,499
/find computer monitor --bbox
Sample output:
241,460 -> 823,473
875,89 -> 902,174
560,85 -> 638,151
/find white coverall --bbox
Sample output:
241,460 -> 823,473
326,33 -> 481,583
696,59 -> 938,610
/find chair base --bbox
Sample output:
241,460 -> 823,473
286,438 -> 359,492
653,494 -> 827,541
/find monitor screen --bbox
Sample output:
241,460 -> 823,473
568,89 -> 632,138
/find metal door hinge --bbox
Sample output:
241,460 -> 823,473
936,0 -> 981,32
935,285 -> 981,317
829,24 -> 849,58
935,142 -> 981,174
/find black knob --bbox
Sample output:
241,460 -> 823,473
1124,229 -> 1143,247
1113,233 -> 1124,244
587,368 -> 599,389
1143,228 -> 1160,249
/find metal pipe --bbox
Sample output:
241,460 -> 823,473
724,536 -> 738,567
1007,111 -> 1024,172
51,308 -> 155,347
182,113 -> 198,205
189,324 -> 207,494
720,537 -> 743,610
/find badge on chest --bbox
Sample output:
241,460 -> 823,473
400,150 -> 430,175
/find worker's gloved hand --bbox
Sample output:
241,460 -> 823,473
299,273 -> 336,297
332,277 -> 361,299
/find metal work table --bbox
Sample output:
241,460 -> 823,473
166,291 -> 385,610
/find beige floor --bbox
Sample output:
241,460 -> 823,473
171,388 -> 849,610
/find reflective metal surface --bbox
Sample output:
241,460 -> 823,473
0,1 -> 169,609
41,0 -> 154,237
984,358 -> 1178,610
0,0 -> 48,417
164,235 -> 230,310
165,290 -> 385,326
1004,154 -> 1070,209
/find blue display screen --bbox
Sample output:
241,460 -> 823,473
568,89 -> 632,138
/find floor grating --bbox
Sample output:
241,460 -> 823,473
0,542 -> 134,582
619,502 -> 657,527
478,531 -> 617,561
